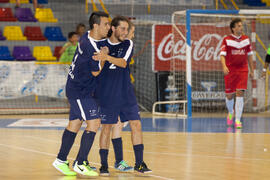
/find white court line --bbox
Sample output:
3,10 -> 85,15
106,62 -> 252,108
0,143 -> 174,180
11,135 -> 270,162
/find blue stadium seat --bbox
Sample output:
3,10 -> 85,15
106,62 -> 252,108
44,26 -> 66,41
0,46 -> 14,60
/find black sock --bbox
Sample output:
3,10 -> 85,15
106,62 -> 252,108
99,149 -> 109,167
112,138 -> 123,164
133,144 -> 144,166
76,131 -> 96,165
57,129 -> 77,161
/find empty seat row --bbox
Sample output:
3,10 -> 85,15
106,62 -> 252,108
0,46 -> 60,61
0,7 -> 57,22
0,26 -> 66,41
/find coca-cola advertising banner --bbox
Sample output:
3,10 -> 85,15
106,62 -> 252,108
152,24 -> 230,72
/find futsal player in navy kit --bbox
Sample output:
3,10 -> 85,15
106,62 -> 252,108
53,11 -> 110,177
93,16 -> 152,175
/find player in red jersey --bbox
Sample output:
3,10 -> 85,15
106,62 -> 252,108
220,18 -> 254,129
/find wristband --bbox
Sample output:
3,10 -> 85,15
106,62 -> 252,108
263,68 -> 267,72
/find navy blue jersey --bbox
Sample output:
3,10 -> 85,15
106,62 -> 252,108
66,31 -> 102,99
95,39 -> 137,107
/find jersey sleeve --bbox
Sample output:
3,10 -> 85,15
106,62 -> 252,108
122,40 -> 134,61
85,38 -> 102,72
220,38 -> 227,56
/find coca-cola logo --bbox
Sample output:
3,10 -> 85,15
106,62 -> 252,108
157,33 -> 225,62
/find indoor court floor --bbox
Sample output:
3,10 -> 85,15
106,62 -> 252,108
0,112 -> 270,180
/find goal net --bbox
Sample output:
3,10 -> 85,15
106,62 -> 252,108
170,10 -> 270,117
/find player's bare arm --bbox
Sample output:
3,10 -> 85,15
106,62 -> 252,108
220,55 -> 229,75
92,53 -> 127,68
248,54 -> 254,79
91,60 -> 105,76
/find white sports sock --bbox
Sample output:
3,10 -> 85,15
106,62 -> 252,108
225,97 -> 234,114
235,97 -> 244,121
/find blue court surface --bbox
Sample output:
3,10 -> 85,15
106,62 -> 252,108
1,116 -> 270,133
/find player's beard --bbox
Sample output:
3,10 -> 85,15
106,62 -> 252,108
115,31 -> 124,42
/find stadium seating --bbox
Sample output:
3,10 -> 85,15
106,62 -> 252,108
24,26 -> 46,41
30,0 -> 48,4
0,7 -> 17,21
15,8 -> 37,22
0,0 -> 9,3
54,46 -> 62,60
13,46 -> 35,60
33,46 -> 56,61
0,46 -> 14,60
35,8 -> 58,22
10,0 -> 29,3
44,26 -> 66,41
0,30 -> 5,40
3,26 -> 26,40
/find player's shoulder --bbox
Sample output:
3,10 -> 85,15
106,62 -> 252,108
241,35 -> 250,40
224,35 -> 233,40
122,39 -> 133,47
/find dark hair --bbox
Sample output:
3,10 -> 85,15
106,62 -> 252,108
89,11 -> 109,30
76,23 -> 85,31
107,15 -> 129,37
230,18 -> 242,33
68,32 -> 77,39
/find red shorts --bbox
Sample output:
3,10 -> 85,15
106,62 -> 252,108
224,71 -> 248,94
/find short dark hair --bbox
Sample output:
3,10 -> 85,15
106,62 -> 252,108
89,11 -> 109,30
68,32 -> 77,39
107,15 -> 129,37
230,18 -> 242,33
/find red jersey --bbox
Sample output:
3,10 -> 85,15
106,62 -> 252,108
220,34 -> 253,72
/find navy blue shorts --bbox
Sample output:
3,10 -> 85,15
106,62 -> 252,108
100,104 -> 141,124
68,98 -> 100,121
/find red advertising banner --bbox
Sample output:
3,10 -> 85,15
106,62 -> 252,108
152,24 -> 231,71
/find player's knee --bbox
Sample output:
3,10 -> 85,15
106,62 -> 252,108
85,119 -> 101,132
130,120 -> 142,131
236,90 -> 244,97
67,119 -> 82,132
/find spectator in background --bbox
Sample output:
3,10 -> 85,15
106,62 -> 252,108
16,0 -> 43,10
76,23 -> 86,38
59,32 -> 78,63
261,44 -> 270,78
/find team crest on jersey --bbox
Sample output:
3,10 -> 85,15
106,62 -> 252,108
117,48 -> 123,57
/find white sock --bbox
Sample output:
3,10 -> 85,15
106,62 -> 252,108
235,97 -> 244,121
226,97 -> 234,115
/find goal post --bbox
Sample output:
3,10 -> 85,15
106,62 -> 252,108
170,9 -> 270,118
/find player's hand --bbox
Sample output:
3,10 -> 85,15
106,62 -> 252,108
100,46 -> 109,54
261,71 -> 266,79
223,66 -> 229,75
249,71 -> 254,79
92,51 -> 107,61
